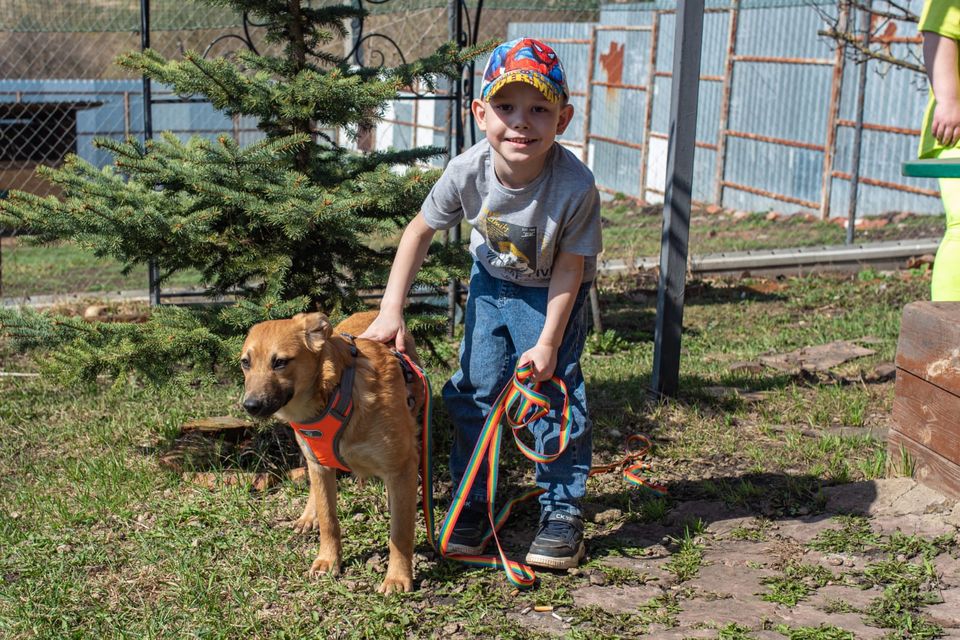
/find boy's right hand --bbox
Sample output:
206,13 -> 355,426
933,99 -> 960,147
358,312 -> 409,353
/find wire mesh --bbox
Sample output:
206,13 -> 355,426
0,0 -> 939,302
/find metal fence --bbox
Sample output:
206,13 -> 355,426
0,0 -> 940,301
379,1 -> 935,217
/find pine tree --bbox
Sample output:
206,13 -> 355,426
1,1 -> 481,385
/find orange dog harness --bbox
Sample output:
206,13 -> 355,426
289,338 -> 420,473
289,337 -> 358,472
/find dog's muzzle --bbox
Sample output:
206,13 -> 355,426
242,393 -> 289,418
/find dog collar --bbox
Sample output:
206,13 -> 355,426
289,335 -> 359,472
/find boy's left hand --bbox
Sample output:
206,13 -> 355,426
518,343 -> 558,383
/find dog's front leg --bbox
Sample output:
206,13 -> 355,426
306,463 -> 342,577
378,460 -> 418,594
291,432 -> 321,533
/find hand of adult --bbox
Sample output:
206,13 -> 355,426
933,99 -> 960,147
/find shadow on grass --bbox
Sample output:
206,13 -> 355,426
597,279 -> 787,342
411,466 -> 873,587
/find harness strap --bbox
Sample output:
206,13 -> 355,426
392,350 -> 418,408
290,333 -> 359,473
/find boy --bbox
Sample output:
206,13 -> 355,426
359,37 -> 602,569
919,0 -> 960,301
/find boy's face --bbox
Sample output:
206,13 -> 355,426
471,82 -> 574,185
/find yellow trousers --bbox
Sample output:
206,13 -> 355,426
934,147 -> 960,301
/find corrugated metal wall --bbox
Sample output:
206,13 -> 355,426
2,1 -> 936,217
501,1 -> 935,217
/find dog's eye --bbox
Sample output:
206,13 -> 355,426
240,357 -> 251,370
272,358 -> 289,370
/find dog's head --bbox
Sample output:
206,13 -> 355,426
240,312 -> 333,420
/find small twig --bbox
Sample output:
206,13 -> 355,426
818,27 -> 925,74
845,0 -> 917,23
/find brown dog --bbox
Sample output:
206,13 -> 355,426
240,310 -> 424,594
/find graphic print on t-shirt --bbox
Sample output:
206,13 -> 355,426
478,208 -> 538,276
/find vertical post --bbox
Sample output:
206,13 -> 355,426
640,12 -> 660,202
581,26 -> 603,334
846,0 -> 871,244
351,8 -> 364,66
714,0 -> 739,205
820,2 -> 849,220
123,92 -> 131,137
446,0 -> 464,336
141,0 -> 160,306
581,26 -> 597,166
651,0 -> 704,399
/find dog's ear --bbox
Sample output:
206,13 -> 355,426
296,312 -> 333,352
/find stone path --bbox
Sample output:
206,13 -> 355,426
520,479 -> 960,638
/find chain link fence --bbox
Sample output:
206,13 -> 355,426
0,0 -> 942,301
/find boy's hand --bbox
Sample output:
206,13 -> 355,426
933,99 -> 960,146
358,312 -> 409,353
518,343 -> 558,383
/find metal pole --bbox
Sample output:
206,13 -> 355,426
846,0 -> 871,245
141,0 -> 160,306
446,0 -> 464,336
581,25 -> 603,334
651,0 -> 705,398
351,7 -> 363,66
640,12 -> 660,202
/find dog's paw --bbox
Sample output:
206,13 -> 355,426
290,514 -> 319,534
290,504 -> 319,534
308,556 -> 341,577
376,575 -> 413,595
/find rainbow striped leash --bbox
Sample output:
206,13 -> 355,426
399,355 -> 666,589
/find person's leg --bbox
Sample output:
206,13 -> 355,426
501,281 -> 593,516
501,280 -> 592,568
933,147 -> 960,301
443,263 -> 514,552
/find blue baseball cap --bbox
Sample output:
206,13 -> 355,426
480,37 -> 568,104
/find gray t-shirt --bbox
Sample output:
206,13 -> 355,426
420,139 -> 602,286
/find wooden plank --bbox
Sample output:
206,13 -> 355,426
888,430 -> 960,500
892,369 -> 960,466
895,302 -> 960,394
181,416 -> 253,433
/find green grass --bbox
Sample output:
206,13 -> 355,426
761,562 -> 832,606
599,202 -> 945,261
663,523 -> 705,583
1,266 -> 951,637
729,518 -> 772,542
0,239 -> 204,298
807,516 -> 880,554
861,558 -> 945,639
1,205 -> 946,299
773,624 -> 856,640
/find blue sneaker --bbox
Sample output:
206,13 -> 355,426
445,501 -> 489,555
525,511 -> 585,569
